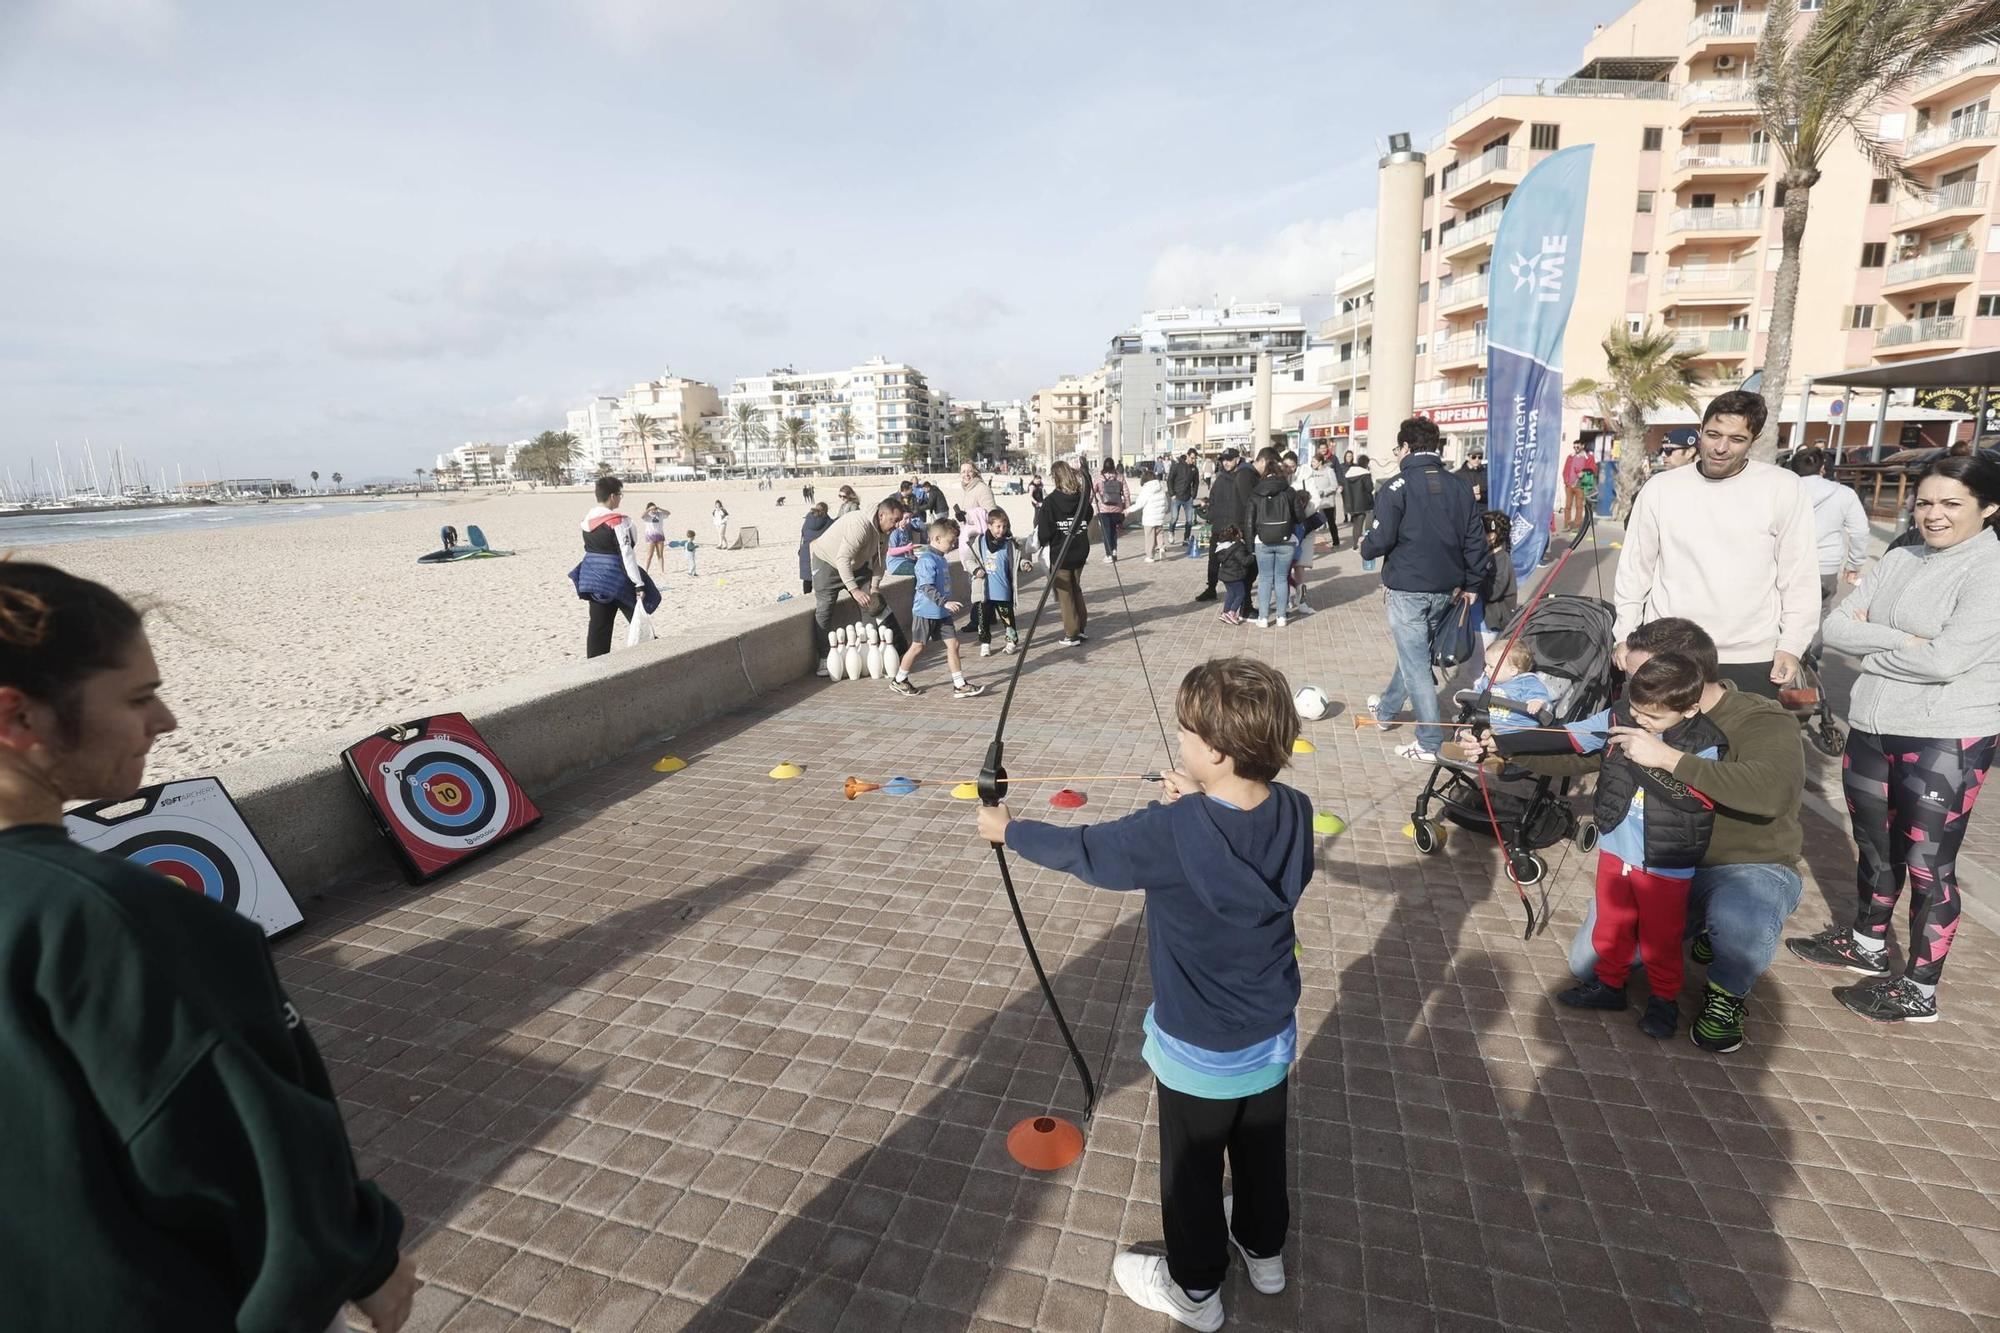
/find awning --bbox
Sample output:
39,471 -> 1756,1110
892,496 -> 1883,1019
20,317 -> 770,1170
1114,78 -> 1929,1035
1808,349 -> 2000,390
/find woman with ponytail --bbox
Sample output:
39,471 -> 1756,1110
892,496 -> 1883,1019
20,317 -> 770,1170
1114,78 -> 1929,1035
0,563 -> 416,1331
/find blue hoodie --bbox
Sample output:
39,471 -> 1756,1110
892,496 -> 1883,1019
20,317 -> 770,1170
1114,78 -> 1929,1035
1006,783 -> 1313,1052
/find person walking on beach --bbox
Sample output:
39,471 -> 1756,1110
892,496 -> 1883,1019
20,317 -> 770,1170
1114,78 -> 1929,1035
978,656 -> 1310,1331
798,501 -> 832,595
678,530 -> 699,576
0,562 -> 418,1333
639,502 -> 670,576
711,500 -> 730,549
570,475 -> 660,659
1792,456 -> 2000,1024
1038,459 -> 1093,646
809,497 -> 911,675
1613,391 -> 1819,698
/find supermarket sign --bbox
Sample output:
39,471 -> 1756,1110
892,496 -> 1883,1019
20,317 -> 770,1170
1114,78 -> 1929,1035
1413,401 -> 1489,429
1306,414 -> 1369,442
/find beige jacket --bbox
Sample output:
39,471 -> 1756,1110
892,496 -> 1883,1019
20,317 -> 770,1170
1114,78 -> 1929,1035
808,509 -> 887,593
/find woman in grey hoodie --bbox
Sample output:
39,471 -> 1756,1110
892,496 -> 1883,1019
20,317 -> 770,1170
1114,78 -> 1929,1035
1792,456 -> 2000,1024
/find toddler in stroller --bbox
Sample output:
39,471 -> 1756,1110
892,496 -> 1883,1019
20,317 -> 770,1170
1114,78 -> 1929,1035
1407,594 -> 1620,932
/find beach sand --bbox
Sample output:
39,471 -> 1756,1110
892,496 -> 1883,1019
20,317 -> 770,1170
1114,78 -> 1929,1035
25,475 -> 1016,781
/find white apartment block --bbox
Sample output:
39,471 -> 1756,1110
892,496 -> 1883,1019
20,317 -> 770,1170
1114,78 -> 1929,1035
1152,303 -> 1307,425
1353,0 -> 2000,461
565,396 -> 623,473
434,440 -> 523,485
564,373 -> 724,479
723,357 -> 947,469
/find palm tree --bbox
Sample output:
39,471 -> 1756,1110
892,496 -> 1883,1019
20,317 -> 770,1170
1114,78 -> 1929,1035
620,412 -> 665,477
526,430 -> 581,485
414,467 -> 428,491
727,404 -> 768,474
1752,0 -> 2000,459
1566,322 -> 1705,519
829,406 -> 858,463
671,421 -> 716,467
331,472 -> 343,490
776,417 -> 816,471
310,470 -> 320,491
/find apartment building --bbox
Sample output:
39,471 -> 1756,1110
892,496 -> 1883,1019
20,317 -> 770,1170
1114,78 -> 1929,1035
1364,0 -> 2000,458
434,440 -> 522,485
950,398 -> 1033,456
1030,373 -> 1096,462
565,396 -> 624,473
724,357 -> 948,469
1150,304 -> 1307,427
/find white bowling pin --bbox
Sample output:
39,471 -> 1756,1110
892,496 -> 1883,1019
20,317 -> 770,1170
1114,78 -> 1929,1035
826,641 -> 846,681
846,642 -> 864,679
867,640 -> 884,678
865,622 -> 879,645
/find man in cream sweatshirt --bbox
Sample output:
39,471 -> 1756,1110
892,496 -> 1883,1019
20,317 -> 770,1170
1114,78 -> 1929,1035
1613,391 -> 1821,698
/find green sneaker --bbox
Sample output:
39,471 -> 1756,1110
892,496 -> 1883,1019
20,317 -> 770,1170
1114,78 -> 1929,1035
1690,931 -> 1715,967
1690,981 -> 1746,1054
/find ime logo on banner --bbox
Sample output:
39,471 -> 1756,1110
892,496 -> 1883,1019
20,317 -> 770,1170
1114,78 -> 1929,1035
1508,236 -> 1571,304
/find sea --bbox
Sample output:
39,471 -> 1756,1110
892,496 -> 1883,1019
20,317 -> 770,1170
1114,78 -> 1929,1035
0,500 -> 427,548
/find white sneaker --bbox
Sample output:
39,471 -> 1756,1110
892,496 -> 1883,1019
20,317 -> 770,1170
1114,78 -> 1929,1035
1224,1196 -> 1286,1294
979,643 -> 993,657
1111,1253 -> 1223,1332
815,664 -> 830,678
1276,617 -> 1288,628
1145,554 -> 1157,562
1252,618 -> 1268,628
1395,740 -> 1438,762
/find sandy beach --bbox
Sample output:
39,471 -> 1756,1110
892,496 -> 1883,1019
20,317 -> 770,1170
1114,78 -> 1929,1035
23,474 -> 1008,782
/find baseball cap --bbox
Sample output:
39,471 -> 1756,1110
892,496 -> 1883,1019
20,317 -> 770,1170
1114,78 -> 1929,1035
1219,447 -> 1241,461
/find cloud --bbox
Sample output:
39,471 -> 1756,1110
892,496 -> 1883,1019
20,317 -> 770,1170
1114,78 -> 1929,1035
573,0 -> 901,54
931,289 -> 1014,333
714,302 -> 790,340
1145,210 -> 1377,309
332,240 -> 764,362
27,0 -> 178,46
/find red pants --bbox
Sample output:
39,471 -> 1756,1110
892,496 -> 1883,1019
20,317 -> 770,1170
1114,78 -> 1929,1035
1590,852 -> 1690,998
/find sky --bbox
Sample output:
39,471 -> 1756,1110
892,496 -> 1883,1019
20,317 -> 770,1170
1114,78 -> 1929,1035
0,0 -> 1617,484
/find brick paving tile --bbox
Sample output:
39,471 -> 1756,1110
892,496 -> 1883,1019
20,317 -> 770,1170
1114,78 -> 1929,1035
297,539 -> 2000,1329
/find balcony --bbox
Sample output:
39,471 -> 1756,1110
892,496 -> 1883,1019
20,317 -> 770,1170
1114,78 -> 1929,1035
1895,180 -> 1990,230
1881,247 -> 1979,294
1439,210 -> 1503,258
1876,315 -> 1966,352
1429,77 -> 1673,152
1665,204 -> 1765,238
1905,114 -> 2000,168
1679,79 -> 1757,122
1167,364 -> 1254,382
1413,381 -> 1484,408
1670,141 -> 1772,183
1432,334 -> 1489,370
1671,328 -> 1751,357
1914,45 -> 2000,101
1662,266 -> 1757,304
1687,11 -> 1762,46
1436,274 -> 1490,313
1444,145 -> 1526,207
1314,355 -> 1371,385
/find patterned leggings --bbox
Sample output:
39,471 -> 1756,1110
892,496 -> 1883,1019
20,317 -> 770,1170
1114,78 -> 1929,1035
1843,731 -> 1997,985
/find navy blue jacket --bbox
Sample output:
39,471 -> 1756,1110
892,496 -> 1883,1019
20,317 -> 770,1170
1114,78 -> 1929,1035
1007,784 -> 1313,1051
1359,452 -> 1492,594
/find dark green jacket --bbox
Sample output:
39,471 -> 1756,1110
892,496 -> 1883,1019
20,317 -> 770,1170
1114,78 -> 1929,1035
0,826 -> 401,1332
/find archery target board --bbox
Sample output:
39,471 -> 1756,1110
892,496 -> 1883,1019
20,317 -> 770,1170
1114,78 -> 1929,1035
342,712 -> 541,882
63,778 -> 305,938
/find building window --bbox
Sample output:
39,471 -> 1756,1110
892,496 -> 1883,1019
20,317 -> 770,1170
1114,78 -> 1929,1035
1530,123 -> 1560,151
1417,280 -> 1430,304
1861,242 -> 1887,267
1870,178 -> 1892,205
1847,305 -> 1877,329
1420,227 -> 1432,251
1636,190 -> 1655,214
1415,338 -> 1427,356
1642,127 -> 1664,151
1980,295 -> 2000,317
1630,252 -> 1648,275
1798,0 -> 1821,8
1424,174 -> 1436,198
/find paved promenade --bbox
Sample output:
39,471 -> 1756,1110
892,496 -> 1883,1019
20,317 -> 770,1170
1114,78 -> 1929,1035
301,533 -> 2000,1331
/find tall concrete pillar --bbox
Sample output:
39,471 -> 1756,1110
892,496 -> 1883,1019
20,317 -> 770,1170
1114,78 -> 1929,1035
1251,351 -> 1273,452
1372,137 -> 1427,471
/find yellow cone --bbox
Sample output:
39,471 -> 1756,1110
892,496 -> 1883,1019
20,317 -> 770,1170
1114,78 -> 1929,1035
1313,812 -> 1346,836
1292,738 -> 1316,754
651,755 -> 687,773
769,762 -> 804,780
951,782 -> 981,800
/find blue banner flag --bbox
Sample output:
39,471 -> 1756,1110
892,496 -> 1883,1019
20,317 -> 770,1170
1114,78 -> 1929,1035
1486,144 -> 1594,579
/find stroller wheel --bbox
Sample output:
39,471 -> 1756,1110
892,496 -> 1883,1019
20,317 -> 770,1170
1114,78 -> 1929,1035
1509,850 -> 1547,886
1412,819 -> 1444,855
1812,722 -> 1847,758
1572,818 -> 1600,855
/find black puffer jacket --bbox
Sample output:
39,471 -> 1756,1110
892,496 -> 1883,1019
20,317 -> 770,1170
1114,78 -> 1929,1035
1206,463 -> 1256,530
1036,488 -> 1094,571
1593,703 -> 1731,870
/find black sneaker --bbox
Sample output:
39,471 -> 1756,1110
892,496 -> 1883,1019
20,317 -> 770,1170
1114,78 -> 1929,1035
1557,979 -> 1629,1011
1786,927 -> 1891,977
1690,931 -> 1715,967
1690,982 -> 1746,1053
888,678 -> 921,697
1835,976 -> 1939,1024
1194,590 -> 1218,603
1639,996 -> 1678,1039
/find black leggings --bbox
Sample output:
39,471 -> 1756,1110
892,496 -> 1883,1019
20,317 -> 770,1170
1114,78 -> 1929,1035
586,599 -> 632,658
1844,731 -> 1996,985
974,599 -> 1016,644
1158,1078 -> 1289,1294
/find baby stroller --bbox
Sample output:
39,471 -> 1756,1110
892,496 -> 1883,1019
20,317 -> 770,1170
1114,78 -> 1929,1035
1781,644 -> 1846,758
1407,593 -> 1619,934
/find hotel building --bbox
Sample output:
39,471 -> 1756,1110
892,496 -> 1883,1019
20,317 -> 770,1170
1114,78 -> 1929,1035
723,358 -> 949,470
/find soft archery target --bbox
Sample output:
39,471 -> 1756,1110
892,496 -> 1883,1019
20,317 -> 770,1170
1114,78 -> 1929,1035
64,778 -> 304,938
343,713 -> 541,882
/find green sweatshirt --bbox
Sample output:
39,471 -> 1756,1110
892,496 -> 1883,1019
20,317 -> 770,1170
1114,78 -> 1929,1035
1509,685 -> 1803,869
0,825 -> 401,1332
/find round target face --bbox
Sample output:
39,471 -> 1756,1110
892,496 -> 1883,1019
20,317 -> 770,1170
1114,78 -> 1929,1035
111,827 -> 242,911
382,738 -> 512,849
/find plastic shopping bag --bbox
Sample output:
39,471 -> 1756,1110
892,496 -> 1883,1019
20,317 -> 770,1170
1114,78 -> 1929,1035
627,611 -> 656,647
